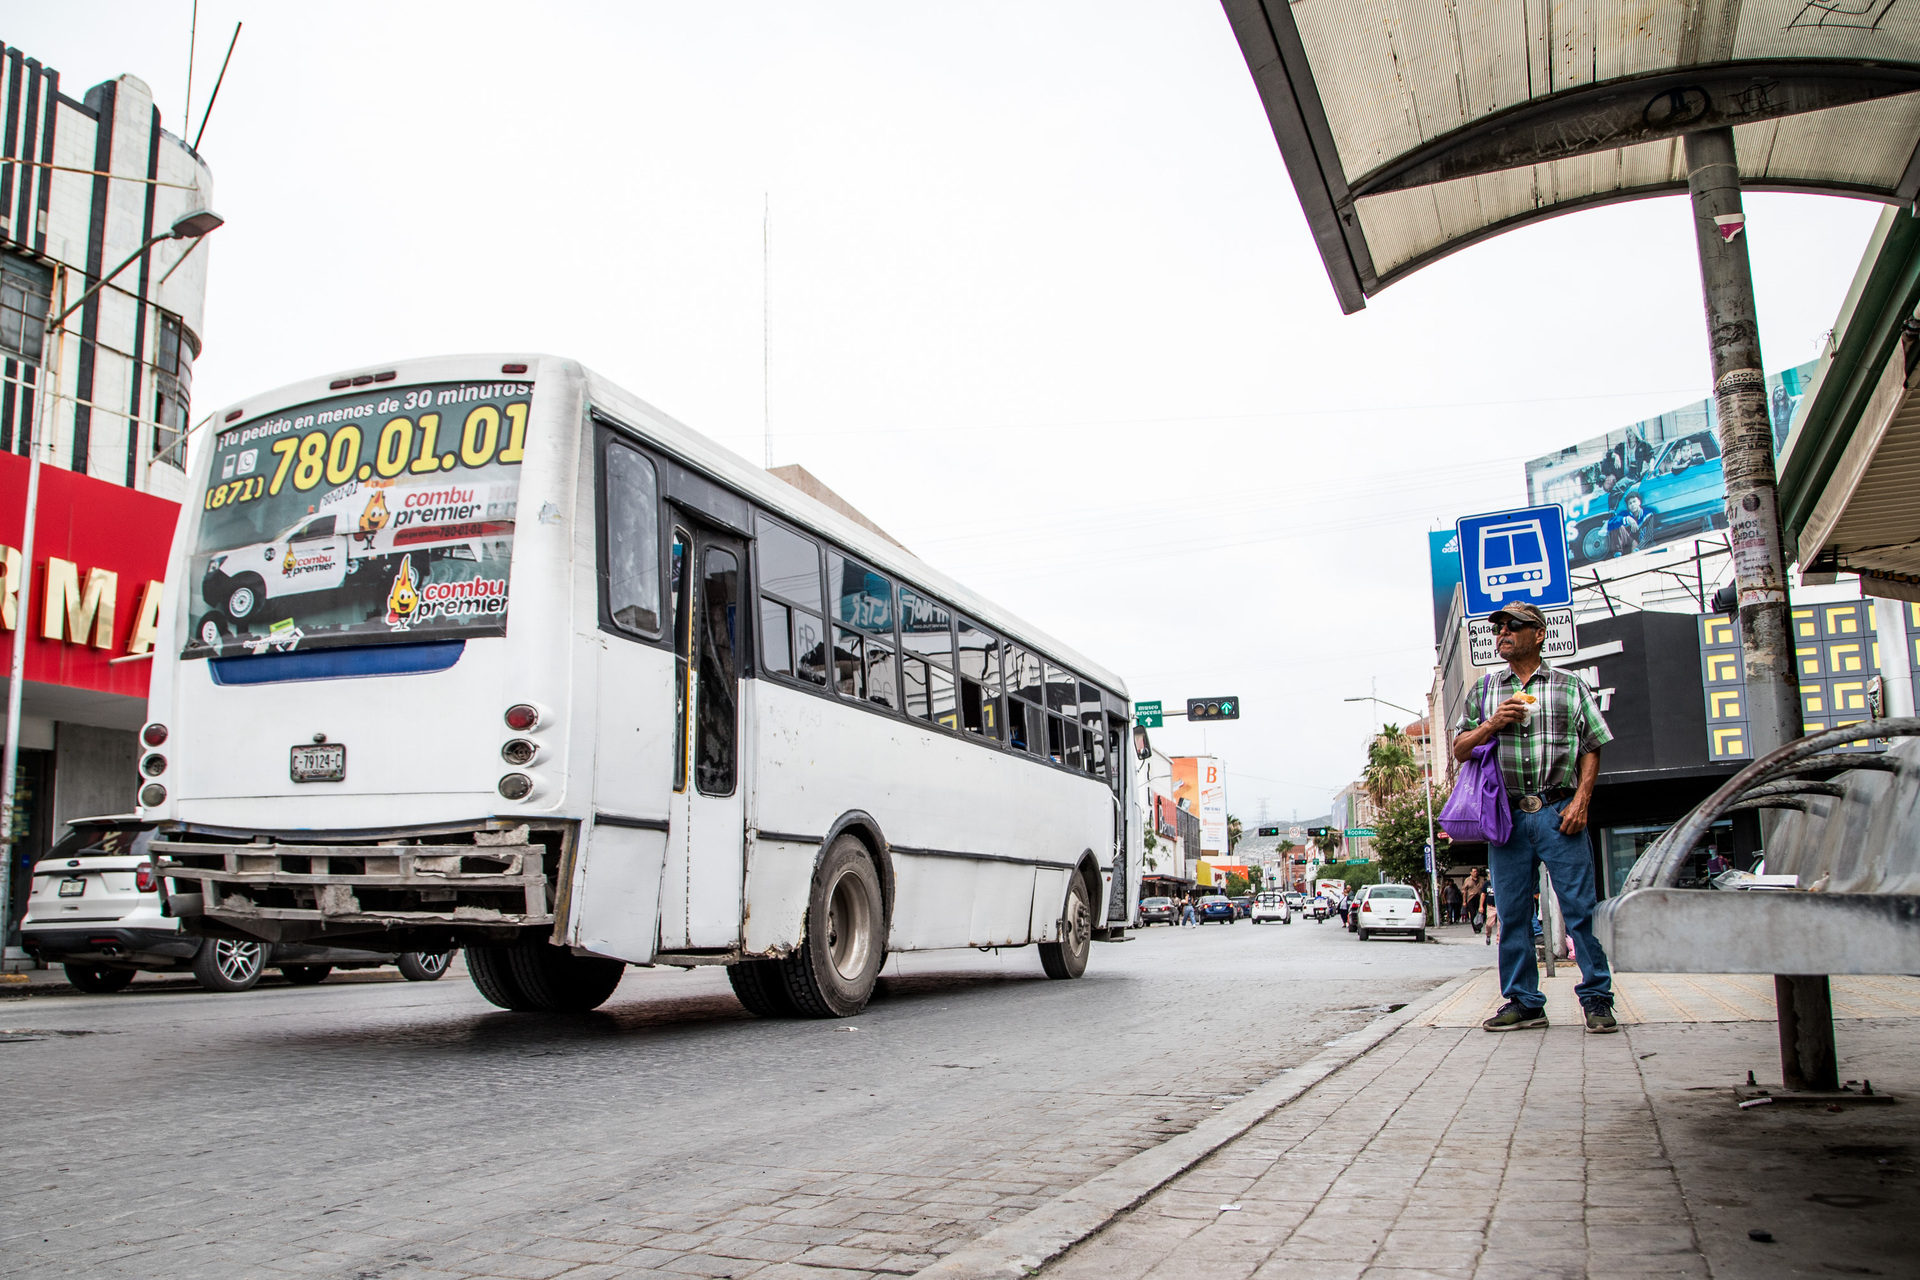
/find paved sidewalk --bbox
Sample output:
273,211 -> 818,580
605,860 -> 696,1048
1038,968 -> 1920,1280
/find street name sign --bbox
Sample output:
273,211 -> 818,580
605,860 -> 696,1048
1344,827 -> 1376,838
1454,504 -> 1570,617
1134,700 -> 1163,728
1468,607 -> 1578,666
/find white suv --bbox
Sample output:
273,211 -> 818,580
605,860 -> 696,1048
1352,883 -> 1426,942
21,817 -> 456,992
1250,891 -> 1291,924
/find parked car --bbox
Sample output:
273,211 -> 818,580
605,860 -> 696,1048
1229,895 -> 1252,918
1352,884 -> 1427,942
1250,891 -> 1291,924
1138,896 -> 1176,926
1195,894 -> 1237,923
21,816 -> 458,992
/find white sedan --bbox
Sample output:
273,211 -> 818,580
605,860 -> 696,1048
1353,884 -> 1426,942
1250,891 -> 1291,924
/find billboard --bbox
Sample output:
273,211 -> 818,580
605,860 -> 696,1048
1171,755 -> 1228,856
1524,361 -> 1815,570
1427,529 -> 1462,644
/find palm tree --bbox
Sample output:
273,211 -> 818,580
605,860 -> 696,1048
1227,814 -> 1243,853
1364,723 -> 1419,806
1312,827 -> 1341,860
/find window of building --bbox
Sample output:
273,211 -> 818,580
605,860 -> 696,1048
151,311 -> 196,469
0,254 -> 51,365
602,442 -> 663,637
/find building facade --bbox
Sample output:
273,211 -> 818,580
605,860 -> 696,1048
1,43 -> 213,950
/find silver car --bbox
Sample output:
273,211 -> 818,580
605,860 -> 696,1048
21,817 -> 456,992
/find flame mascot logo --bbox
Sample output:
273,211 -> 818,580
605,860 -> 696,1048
282,545 -> 297,574
358,489 -> 391,544
385,556 -> 421,630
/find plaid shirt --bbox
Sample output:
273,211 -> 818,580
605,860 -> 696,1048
1455,663 -> 1612,795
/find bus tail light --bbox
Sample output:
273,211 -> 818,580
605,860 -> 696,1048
501,739 -> 536,766
141,754 -> 167,777
139,784 -> 167,808
504,704 -> 539,731
135,862 -> 159,893
498,773 -> 533,801
142,723 -> 168,747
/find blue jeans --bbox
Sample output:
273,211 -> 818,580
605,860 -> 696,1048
1489,800 -> 1612,1010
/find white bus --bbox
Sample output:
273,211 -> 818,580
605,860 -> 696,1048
147,355 -> 1140,1016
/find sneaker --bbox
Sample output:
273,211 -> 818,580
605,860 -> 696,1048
1583,1001 -> 1620,1034
1482,1000 -> 1549,1032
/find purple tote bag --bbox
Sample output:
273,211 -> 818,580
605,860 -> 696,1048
1438,740 -> 1511,845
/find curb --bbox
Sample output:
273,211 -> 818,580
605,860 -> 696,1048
909,968 -> 1484,1280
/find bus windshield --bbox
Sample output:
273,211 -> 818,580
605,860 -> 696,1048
185,378 -> 532,658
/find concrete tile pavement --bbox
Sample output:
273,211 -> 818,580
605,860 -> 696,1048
1037,969 -> 1920,1280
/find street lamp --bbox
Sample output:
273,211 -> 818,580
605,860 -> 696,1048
1344,693 -> 1442,927
0,209 -> 223,964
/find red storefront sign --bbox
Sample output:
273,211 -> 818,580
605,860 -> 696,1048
0,452 -> 180,699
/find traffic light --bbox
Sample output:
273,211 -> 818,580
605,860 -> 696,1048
1307,826 -> 1331,837
1186,696 -> 1240,722
1257,826 -> 1281,837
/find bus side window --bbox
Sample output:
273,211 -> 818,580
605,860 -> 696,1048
900,587 -> 955,726
1080,682 -> 1105,777
834,627 -> 865,700
603,443 -> 663,637
756,519 -> 825,687
830,552 -> 898,711
1006,698 -> 1028,751
957,617 -> 1000,740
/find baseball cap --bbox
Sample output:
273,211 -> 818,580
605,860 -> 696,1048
1489,602 -> 1547,630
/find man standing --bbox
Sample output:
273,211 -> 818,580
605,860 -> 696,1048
1453,602 -> 1619,1034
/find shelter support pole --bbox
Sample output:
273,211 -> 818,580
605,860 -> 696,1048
1774,976 -> 1840,1092
1873,595 -> 1916,717
1685,126 -> 1821,1090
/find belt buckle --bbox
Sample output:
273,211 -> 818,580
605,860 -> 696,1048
1519,795 -> 1543,813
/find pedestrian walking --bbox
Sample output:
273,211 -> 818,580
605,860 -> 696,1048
1181,895 -> 1197,927
1441,876 -> 1462,925
1452,601 -> 1619,1034
1462,868 -> 1489,934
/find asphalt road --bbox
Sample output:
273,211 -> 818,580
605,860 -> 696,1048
2,914 -> 1490,1280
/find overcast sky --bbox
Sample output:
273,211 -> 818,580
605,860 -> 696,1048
17,3 -> 1885,822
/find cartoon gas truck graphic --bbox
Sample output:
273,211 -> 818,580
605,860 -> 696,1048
197,481 -> 513,645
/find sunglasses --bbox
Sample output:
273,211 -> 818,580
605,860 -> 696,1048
1492,619 -> 1539,634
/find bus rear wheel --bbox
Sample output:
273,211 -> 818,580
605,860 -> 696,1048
1039,871 -> 1092,980
778,835 -> 884,1018
728,959 -> 798,1017
467,939 -> 625,1012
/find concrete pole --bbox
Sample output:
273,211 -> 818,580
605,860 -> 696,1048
1684,128 -> 1801,753
1686,127 -> 1822,1090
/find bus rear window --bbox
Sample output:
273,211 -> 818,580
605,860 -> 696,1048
185,379 -> 532,659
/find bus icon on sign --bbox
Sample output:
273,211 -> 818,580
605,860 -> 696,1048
1477,518 -> 1551,602
1455,504 -> 1570,616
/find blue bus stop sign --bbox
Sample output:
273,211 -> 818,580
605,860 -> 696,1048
1454,504 -> 1570,617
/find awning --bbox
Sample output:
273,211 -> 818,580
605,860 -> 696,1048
1778,205 -> 1920,586
1221,0 -> 1920,312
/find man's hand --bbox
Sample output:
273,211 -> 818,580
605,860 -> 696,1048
1557,793 -> 1590,835
1487,696 -> 1529,730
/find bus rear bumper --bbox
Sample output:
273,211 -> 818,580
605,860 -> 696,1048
154,822 -> 562,945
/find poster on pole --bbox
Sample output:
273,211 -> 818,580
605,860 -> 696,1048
1173,755 -> 1228,856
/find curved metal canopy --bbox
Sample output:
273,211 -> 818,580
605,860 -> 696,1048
1221,0 -> 1920,312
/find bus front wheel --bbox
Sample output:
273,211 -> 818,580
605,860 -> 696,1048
1039,872 -> 1092,980
779,835 -> 885,1018
467,939 -> 625,1012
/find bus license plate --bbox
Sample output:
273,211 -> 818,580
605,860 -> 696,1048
58,878 -> 85,897
290,743 -> 346,782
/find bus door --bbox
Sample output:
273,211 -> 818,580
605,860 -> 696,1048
660,517 -> 748,951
